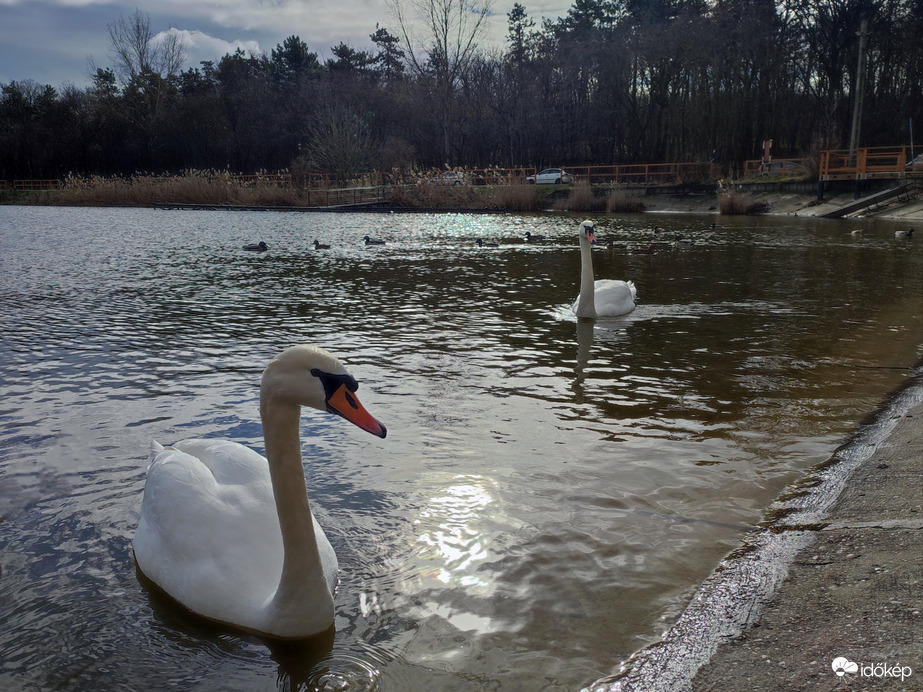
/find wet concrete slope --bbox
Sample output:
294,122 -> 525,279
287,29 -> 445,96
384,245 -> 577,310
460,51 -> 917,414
584,368 -> 923,692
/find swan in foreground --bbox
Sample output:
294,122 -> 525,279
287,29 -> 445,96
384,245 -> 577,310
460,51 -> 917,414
572,220 -> 636,319
133,345 -> 387,639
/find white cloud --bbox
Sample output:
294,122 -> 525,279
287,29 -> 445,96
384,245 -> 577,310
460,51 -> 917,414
0,0 -> 574,87
154,28 -> 262,67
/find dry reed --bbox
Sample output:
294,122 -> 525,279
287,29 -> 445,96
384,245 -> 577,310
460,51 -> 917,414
553,181 -> 607,212
491,185 -> 546,211
14,169 -> 663,214
386,182 -> 490,209
718,189 -> 770,215
32,171 -> 307,208
606,188 -> 646,213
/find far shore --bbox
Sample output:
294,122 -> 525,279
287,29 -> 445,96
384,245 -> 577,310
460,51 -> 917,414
4,179 -> 921,222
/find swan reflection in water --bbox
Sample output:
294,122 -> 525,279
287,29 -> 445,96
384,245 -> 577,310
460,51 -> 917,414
573,319 -> 595,400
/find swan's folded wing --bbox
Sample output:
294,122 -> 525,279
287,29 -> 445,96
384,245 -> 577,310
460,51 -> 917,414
134,442 -> 283,617
593,280 -> 636,317
173,438 -> 271,486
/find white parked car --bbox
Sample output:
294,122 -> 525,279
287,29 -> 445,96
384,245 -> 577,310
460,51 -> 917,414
427,171 -> 469,186
527,168 -> 573,184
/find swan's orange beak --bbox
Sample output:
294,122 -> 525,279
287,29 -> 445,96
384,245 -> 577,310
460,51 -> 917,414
327,384 -> 388,438
585,228 -> 596,243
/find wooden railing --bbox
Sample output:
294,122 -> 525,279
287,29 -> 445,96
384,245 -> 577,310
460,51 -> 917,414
820,146 -> 921,181
14,179 -> 63,190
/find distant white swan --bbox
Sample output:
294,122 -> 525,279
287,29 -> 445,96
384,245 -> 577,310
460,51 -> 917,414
572,220 -> 636,319
133,345 -> 387,639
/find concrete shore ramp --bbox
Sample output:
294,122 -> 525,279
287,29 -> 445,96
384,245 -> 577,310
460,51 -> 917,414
819,181 -> 917,218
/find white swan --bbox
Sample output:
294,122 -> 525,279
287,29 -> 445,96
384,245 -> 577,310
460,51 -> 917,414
572,220 -> 636,319
133,345 -> 387,639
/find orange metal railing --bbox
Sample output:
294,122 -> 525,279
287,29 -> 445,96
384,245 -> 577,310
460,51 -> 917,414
820,146 -> 921,181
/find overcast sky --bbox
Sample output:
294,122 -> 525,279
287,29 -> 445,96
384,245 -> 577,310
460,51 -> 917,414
0,0 -> 571,89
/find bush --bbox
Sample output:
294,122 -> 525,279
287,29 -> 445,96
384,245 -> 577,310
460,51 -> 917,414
718,189 -> 770,215
606,188 -> 646,213
491,184 -> 546,211
553,181 -> 606,211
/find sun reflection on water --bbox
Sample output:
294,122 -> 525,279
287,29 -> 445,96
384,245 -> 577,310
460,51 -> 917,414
412,476 -> 496,590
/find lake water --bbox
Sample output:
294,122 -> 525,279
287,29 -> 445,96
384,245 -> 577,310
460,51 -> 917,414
1,205 -> 920,691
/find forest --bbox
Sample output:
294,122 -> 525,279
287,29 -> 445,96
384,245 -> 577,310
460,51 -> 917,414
1,0 -> 921,183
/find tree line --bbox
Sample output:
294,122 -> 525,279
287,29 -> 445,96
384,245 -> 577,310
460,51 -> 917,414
1,0 -> 920,184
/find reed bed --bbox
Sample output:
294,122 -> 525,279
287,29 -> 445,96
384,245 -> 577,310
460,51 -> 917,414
30,171 -> 307,208
718,188 -> 770,215
11,169 -> 666,214
490,184 -> 546,211
552,181 -> 606,212
386,182 -> 492,209
606,188 -> 646,213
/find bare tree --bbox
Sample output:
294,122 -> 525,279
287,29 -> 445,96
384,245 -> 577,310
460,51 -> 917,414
303,105 -> 374,183
387,0 -> 494,164
106,9 -> 186,85
101,10 -> 186,169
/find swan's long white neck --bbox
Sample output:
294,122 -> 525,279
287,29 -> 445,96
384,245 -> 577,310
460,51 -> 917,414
576,232 -> 597,319
260,396 -> 334,633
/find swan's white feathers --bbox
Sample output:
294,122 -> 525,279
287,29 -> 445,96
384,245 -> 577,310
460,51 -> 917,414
131,345 -> 377,639
135,440 -> 286,626
573,221 -> 637,318
585,279 -> 637,317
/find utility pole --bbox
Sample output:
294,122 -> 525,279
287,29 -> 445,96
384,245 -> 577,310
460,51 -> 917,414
848,18 -> 868,193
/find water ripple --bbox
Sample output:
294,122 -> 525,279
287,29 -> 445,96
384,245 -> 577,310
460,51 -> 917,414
0,206 -> 920,691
